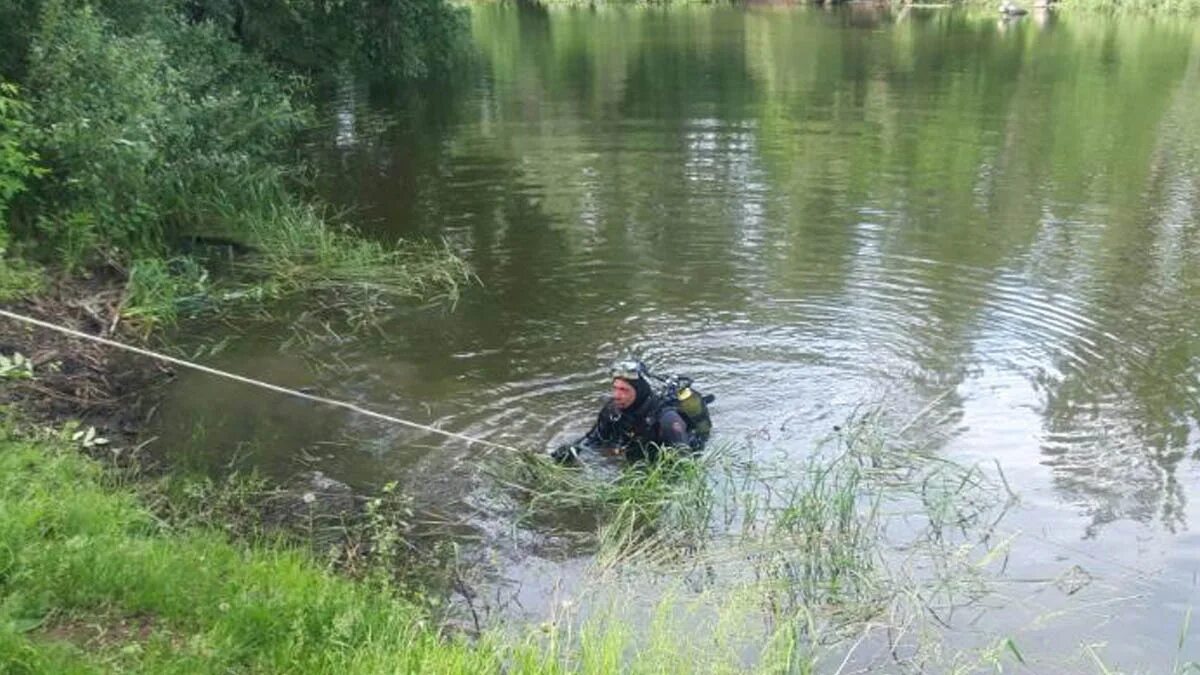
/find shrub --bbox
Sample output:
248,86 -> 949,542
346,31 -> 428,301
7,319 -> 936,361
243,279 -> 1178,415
21,2 -> 306,268
0,82 -> 41,226
0,81 -> 46,300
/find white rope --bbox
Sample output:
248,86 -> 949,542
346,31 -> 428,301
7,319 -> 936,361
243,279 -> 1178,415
0,309 -> 525,455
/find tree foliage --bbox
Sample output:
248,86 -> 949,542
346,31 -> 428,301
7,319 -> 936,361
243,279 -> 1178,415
0,82 -> 41,227
19,1 -> 306,265
186,0 -> 469,80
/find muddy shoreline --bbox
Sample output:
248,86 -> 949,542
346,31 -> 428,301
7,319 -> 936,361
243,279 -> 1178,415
0,270 -> 173,453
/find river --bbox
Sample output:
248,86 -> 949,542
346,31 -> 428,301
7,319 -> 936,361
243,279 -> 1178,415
151,4 -> 1200,670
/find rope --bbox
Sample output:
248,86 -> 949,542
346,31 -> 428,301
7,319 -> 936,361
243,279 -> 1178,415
0,309 -> 525,455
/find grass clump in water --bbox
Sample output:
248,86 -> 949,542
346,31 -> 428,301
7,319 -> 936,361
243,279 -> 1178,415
233,202 -> 474,306
495,447 -> 717,562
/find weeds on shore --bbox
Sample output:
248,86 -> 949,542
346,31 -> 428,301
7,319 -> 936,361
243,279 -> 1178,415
0,255 -> 41,301
135,457 -> 466,612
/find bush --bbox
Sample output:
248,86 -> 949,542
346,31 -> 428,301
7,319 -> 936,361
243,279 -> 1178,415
0,82 -> 41,226
0,82 -> 46,300
21,2 -> 306,268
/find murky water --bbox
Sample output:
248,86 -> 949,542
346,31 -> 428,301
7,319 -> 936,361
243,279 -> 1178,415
153,4 -> 1200,669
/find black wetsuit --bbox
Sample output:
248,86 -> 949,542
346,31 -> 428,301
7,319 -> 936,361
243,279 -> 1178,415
579,393 -> 692,463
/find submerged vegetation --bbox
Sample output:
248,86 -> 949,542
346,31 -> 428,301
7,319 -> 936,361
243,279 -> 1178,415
0,0 -> 471,325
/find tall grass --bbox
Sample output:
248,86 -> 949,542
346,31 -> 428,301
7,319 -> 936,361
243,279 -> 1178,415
493,446 -> 723,570
120,203 -> 475,329
232,202 -> 474,304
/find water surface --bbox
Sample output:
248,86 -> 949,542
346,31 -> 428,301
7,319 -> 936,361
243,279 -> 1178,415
154,5 -> 1200,669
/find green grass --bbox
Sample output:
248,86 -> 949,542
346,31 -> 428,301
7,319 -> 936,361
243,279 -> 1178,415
0,414 -> 814,674
0,418 -> 514,673
494,447 -> 716,562
0,255 -> 42,302
231,202 -> 474,306
117,203 -> 474,329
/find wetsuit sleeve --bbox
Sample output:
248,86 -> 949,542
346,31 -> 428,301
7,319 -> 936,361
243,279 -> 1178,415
579,402 -> 620,450
657,408 -> 690,448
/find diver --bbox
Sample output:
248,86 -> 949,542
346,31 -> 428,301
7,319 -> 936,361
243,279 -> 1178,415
551,359 -> 713,465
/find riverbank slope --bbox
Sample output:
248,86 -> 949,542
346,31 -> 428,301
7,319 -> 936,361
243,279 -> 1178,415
0,416 -> 527,673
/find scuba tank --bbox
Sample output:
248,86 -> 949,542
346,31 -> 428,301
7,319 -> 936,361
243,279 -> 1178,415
660,375 -> 714,439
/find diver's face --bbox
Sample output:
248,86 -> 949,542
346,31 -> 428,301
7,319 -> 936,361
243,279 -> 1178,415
612,378 -> 638,410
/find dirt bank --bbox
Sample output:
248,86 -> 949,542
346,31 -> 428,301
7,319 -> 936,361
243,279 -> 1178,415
0,269 -> 173,451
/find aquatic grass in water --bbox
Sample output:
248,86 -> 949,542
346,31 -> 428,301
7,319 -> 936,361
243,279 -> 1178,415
115,201 -> 475,328
232,201 -> 474,303
492,418 -> 1024,670
493,447 -> 717,561
121,256 -> 211,328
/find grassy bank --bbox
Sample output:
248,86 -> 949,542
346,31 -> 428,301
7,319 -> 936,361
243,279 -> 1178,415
0,416 -> 524,673
0,416 -> 818,673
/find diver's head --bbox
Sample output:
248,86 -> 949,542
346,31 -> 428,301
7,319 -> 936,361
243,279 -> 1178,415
610,359 -> 652,410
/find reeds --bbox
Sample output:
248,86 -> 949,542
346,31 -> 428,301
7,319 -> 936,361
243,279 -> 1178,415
230,202 -> 474,305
